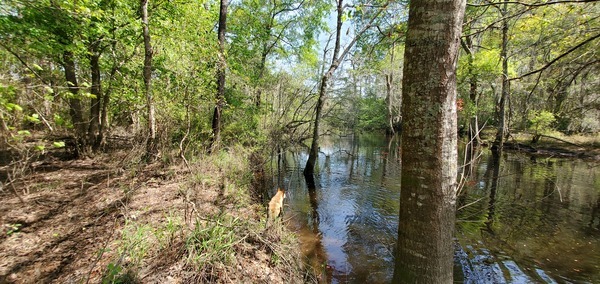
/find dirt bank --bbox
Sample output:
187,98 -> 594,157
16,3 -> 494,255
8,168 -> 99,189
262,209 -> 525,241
0,147 -> 309,283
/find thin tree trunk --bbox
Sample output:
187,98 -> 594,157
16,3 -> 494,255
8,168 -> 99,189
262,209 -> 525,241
486,151 -> 500,231
493,0 -> 509,152
255,4 -> 274,108
141,0 -> 157,160
304,0 -> 388,177
385,44 -> 395,135
461,36 -> 482,145
304,74 -> 329,177
304,0 -> 343,177
88,43 -> 102,151
392,0 -> 465,280
210,0 -> 229,152
98,85 -> 110,150
255,38 -> 269,108
99,29 -> 132,151
62,50 -> 86,155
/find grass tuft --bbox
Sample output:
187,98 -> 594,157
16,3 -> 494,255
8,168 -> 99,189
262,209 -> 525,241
185,215 -> 239,270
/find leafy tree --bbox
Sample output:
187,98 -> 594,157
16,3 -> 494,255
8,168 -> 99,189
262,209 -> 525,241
228,0 -> 329,108
462,0 -> 600,142
528,110 -> 556,143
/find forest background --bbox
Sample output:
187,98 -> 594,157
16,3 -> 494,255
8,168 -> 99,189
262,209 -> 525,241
1,0 -> 598,158
0,0 -> 598,282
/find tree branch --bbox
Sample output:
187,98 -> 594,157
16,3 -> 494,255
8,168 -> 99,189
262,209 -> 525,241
330,0 -> 391,73
0,43 -> 51,85
509,33 -> 600,81
462,7 -> 532,38
467,0 -> 599,7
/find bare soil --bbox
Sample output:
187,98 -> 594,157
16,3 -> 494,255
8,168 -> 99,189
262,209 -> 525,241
0,149 -> 307,283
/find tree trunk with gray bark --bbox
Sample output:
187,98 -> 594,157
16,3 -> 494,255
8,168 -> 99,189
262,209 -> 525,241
392,0 -> 465,281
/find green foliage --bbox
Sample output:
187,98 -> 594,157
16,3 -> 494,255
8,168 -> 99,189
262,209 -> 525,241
355,1 -> 408,59
14,130 -> 31,141
0,0 -> 595,165
457,47 -> 504,91
25,113 -> 41,124
101,263 -> 139,284
528,110 -> 556,135
52,141 -> 66,148
222,108 -> 261,146
356,96 -> 387,132
0,84 -> 21,132
228,0 -> 328,84
474,49 -> 502,78
101,263 -> 123,284
6,223 -> 22,235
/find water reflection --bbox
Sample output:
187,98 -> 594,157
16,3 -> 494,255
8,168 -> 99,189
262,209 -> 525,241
277,134 -> 600,283
456,150 -> 600,283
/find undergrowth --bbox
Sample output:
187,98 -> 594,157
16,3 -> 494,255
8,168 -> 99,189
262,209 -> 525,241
101,146 -> 309,283
184,214 -> 239,281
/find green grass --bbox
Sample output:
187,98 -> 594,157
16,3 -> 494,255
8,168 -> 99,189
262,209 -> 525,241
118,221 -> 153,267
153,212 -> 184,250
185,214 -> 239,269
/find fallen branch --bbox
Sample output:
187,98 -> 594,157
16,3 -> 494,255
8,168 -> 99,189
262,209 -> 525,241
536,134 -> 582,147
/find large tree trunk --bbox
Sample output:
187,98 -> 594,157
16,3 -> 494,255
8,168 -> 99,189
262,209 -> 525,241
493,0 -> 509,152
62,50 -> 86,155
210,0 -> 229,152
141,0 -> 157,160
392,0 -> 465,281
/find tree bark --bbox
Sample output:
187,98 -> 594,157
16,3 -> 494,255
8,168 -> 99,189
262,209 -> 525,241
493,0 -> 509,152
88,42 -> 102,151
141,0 -> 157,160
392,0 -> 465,281
385,44 -> 395,135
98,83 -> 110,151
62,50 -> 86,155
210,0 -> 229,152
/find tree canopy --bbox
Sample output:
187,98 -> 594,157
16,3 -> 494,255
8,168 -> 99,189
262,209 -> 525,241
0,0 -> 597,156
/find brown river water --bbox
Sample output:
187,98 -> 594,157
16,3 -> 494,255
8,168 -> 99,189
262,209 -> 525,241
274,134 -> 600,283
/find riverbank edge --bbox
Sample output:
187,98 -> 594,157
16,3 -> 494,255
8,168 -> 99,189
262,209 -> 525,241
0,145 -> 313,283
473,131 -> 600,160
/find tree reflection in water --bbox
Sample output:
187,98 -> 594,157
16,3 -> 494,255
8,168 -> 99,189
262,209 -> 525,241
278,135 -> 600,283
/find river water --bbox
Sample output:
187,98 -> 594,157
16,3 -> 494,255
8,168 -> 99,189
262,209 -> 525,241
275,134 -> 600,283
